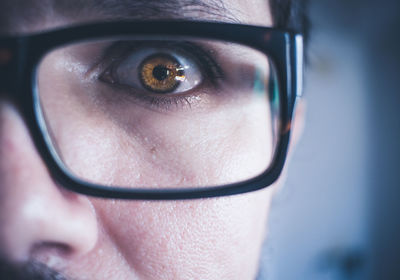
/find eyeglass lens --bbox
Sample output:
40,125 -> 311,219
35,36 -> 281,189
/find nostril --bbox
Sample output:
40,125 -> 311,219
30,242 -> 73,267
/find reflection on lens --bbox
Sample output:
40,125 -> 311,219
35,36 -> 281,190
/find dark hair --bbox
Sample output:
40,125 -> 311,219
1,0 -> 309,42
270,0 -> 310,43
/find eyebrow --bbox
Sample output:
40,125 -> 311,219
52,0 -> 242,23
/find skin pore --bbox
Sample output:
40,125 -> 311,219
0,0 -> 302,279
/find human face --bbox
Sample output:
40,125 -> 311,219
0,0 -> 278,279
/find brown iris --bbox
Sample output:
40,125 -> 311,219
139,54 -> 185,93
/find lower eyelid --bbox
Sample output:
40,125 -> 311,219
98,78 -> 221,114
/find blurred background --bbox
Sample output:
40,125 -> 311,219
258,0 -> 400,279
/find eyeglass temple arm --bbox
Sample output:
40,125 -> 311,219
287,34 -> 304,122
294,34 -> 304,99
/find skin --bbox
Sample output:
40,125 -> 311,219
0,0 -> 302,279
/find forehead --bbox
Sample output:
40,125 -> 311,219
0,0 -> 272,34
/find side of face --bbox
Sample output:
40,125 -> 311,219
0,0 -> 278,279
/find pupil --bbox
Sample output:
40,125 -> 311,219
153,65 -> 170,81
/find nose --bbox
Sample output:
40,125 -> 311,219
0,102 -> 98,262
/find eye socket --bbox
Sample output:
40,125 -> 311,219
101,47 -> 203,95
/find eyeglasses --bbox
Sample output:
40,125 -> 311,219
0,21 -> 303,200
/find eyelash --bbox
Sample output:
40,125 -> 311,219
97,40 -> 224,111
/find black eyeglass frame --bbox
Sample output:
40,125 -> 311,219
0,20 -> 303,200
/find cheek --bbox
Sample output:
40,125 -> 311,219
92,188 -> 272,279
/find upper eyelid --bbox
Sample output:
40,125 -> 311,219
89,39 -> 224,80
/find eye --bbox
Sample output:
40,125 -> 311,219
102,48 -> 203,94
